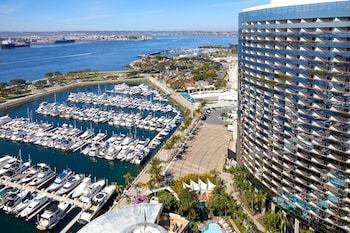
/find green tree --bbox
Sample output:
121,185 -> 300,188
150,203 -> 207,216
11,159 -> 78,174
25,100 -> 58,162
158,191 -> 179,212
33,80 -> 47,89
177,188 -> 201,221
147,157 -> 162,188
123,172 -> 134,187
54,71 -> 62,76
9,78 -> 27,94
115,183 -> 124,194
0,82 -> 8,97
45,72 -> 53,78
137,181 -> 149,193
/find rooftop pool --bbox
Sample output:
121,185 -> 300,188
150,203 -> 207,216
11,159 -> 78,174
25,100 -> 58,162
202,223 -> 222,233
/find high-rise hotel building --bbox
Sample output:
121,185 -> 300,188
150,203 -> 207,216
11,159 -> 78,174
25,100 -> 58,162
238,0 -> 350,232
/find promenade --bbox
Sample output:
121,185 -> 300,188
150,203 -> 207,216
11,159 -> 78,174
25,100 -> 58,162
113,77 -> 231,206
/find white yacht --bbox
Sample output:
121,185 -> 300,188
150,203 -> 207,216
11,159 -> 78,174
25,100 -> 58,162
19,193 -> 48,218
56,173 -> 84,196
1,160 -> 31,180
71,176 -> 92,199
104,145 -> 122,161
47,168 -> 72,192
0,157 -> 19,175
2,190 -> 29,213
79,179 -> 105,203
116,146 -> 130,161
0,155 -> 15,169
77,185 -> 115,225
12,191 -> 38,215
36,201 -> 71,231
28,165 -> 56,187
19,163 -> 47,184
88,143 -> 101,157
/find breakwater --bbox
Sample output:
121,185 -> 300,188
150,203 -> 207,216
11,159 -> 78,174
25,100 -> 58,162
0,77 -> 148,112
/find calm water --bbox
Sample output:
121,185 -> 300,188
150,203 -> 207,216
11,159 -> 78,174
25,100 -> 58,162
0,35 -> 237,83
0,35 -> 236,232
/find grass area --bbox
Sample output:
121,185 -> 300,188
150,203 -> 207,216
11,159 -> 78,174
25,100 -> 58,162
6,94 -> 32,99
232,217 -> 246,232
146,189 -> 170,200
80,79 -> 103,82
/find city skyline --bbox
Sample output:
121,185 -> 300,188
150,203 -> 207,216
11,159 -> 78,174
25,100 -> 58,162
0,0 -> 269,32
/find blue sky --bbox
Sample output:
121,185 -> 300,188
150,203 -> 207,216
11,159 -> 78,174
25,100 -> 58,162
0,0 -> 269,31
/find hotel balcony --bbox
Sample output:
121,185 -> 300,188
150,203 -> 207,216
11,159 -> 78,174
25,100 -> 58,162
328,134 -> 350,145
329,123 -> 350,133
313,92 -> 328,100
334,47 -> 349,53
330,96 -> 348,103
333,27 -> 350,33
311,120 -> 329,129
312,101 -> 329,110
309,165 -> 322,173
330,105 -> 350,114
310,156 -> 325,166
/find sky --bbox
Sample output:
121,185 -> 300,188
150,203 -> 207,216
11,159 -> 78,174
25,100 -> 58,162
0,0 -> 270,31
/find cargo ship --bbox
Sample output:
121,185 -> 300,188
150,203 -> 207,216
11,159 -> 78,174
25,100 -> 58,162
1,40 -> 15,49
54,39 -> 76,44
1,40 -> 30,49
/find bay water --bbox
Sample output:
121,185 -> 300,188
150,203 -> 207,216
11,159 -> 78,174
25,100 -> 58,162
0,35 -> 237,232
0,35 -> 237,83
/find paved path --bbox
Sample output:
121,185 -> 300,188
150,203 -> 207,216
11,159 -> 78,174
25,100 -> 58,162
167,122 -> 231,179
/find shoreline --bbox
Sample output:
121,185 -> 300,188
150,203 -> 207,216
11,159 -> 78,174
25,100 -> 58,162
0,77 -> 149,112
0,73 -> 195,115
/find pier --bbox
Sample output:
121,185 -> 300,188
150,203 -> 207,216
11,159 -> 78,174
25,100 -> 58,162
0,179 -> 89,210
0,177 -> 91,231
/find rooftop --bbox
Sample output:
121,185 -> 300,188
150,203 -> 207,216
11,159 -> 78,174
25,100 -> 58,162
77,203 -> 165,233
243,0 -> 348,12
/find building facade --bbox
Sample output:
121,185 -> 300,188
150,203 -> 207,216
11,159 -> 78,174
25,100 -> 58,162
238,0 -> 350,232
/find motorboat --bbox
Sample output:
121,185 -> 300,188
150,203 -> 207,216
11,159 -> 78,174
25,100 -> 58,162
19,193 -> 48,218
47,168 -> 72,192
1,160 -> 31,180
18,163 -> 47,184
56,173 -> 84,196
0,155 -> 15,169
77,184 -> 115,225
88,143 -> 101,157
71,176 -> 92,199
36,201 -> 71,231
0,157 -> 19,176
2,189 -> 29,213
116,146 -> 130,161
12,191 -> 38,215
79,179 -> 105,203
104,145 -> 122,161
28,165 -> 56,187
0,187 -> 19,207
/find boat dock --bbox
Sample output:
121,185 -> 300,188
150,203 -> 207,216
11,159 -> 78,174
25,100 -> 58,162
0,177 -> 91,230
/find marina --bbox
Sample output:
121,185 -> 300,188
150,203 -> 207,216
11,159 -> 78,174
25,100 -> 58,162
0,82 -> 181,232
0,83 -> 182,165
0,154 -> 116,232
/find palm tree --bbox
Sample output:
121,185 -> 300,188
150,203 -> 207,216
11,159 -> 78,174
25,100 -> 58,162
137,181 -> 149,193
114,183 -> 124,194
123,172 -> 134,187
275,210 -> 289,233
263,210 -> 276,232
147,157 -> 162,186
